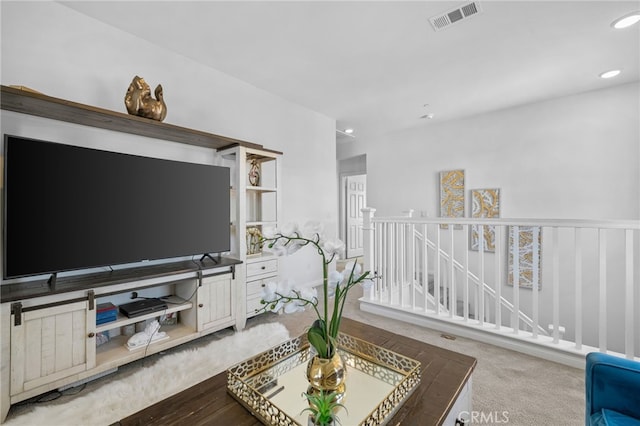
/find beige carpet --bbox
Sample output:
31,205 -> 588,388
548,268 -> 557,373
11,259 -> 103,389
6,287 -> 584,426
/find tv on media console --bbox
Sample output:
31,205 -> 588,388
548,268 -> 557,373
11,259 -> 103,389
3,134 -> 231,280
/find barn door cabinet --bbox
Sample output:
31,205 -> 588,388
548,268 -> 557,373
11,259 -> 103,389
9,299 -> 95,399
178,273 -> 236,333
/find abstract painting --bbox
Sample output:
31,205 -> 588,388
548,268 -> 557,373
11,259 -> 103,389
508,226 -> 542,289
439,170 -> 465,228
470,188 -> 500,251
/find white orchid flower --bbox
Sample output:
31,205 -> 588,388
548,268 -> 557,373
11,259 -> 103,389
279,223 -> 300,238
327,270 -> 344,297
261,281 -> 287,312
322,238 -> 345,257
253,220 -> 373,359
263,242 -> 288,257
283,286 -> 318,313
302,221 -> 324,240
285,238 -> 306,255
262,281 -> 279,302
262,226 -> 277,239
283,302 -> 305,314
299,286 -> 318,303
360,278 -> 374,291
344,261 -> 362,281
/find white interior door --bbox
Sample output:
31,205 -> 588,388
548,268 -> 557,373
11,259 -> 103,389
345,174 -> 366,259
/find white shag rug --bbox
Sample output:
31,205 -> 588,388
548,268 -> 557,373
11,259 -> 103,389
6,323 -> 290,426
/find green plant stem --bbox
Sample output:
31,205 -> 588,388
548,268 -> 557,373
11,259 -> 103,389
322,258 -> 330,357
331,261 -> 356,339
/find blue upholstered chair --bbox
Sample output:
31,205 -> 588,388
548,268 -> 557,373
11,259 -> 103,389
585,352 -> 640,425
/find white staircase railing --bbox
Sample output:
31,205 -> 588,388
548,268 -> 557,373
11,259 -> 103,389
415,229 -> 549,337
360,208 -> 639,368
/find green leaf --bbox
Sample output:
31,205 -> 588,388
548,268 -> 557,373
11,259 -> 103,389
308,326 -> 328,358
311,319 -> 327,336
351,271 -> 370,284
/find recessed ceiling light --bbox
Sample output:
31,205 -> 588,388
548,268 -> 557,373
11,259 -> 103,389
599,70 -> 621,79
336,128 -> 355,138
611,12 -> 640,29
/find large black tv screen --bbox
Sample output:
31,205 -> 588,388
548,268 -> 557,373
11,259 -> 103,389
3,135 -> 230,279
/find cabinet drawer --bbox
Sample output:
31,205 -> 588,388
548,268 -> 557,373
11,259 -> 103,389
247,295 -> 264,318
247,279 -> 268,297
246,259 -> 277,278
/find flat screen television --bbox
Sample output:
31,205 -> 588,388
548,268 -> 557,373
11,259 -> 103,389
3,135 -> 231,280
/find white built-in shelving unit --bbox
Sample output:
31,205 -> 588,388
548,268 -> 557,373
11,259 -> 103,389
219,145 -> 282,328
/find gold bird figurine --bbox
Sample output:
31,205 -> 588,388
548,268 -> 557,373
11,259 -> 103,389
124,75 -> 167,122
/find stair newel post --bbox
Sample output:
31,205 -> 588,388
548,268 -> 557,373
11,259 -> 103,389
362,207 -> 377,300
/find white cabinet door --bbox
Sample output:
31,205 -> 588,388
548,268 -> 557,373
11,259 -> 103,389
10,300 -> 95,396
198,274 -> 236,332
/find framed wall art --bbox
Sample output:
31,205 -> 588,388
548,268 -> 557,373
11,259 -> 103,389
470,188 -> 500,251
439,169 -> 465,228
507,226 -> 542,289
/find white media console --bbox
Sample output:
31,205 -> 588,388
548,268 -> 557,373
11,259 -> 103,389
0,257 -> 242,423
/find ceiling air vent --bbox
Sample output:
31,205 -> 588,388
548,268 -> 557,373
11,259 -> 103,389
429,2 -> 482,32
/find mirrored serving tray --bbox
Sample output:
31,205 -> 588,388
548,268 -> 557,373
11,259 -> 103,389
227,332 -> 421,426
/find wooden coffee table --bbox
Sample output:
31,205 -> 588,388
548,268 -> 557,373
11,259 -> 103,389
118,317 -> 476,426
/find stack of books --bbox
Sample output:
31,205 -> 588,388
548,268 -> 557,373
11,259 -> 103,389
96,302 -> 118,325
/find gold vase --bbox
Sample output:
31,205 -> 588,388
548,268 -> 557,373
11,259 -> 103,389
306,352 -> 346,392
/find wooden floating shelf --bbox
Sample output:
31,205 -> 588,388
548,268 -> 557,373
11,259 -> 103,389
1,85 -> 264,151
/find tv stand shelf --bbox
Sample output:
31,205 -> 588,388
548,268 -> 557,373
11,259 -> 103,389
95,301 -> 193,333
96,323 -> 196,369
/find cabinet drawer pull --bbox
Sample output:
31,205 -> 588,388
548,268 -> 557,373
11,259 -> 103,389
261,283 -> 266,287
261,266 -> 266,270
88,332 -> 95,338
199,303 -> 204,308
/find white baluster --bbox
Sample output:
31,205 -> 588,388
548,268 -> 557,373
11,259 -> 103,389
409,221 -> 416,310
625,229 -> 634,359
512,225 -> 520,334
449,225 -> 455,317
478,224 -> 485,325
435,225 -> 441,315
574,228 -> 582,350
599,228 -> 607,352
494,225 -> 502,330
531,226 -> 540,338
423,223 -> 429,314
361,207 -> 376,301
551,227 -> 559,344
399,222 -> 405,307
380,222 -> 387,303
463,224 -> 470,322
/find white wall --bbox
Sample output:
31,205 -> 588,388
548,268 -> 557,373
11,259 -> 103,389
341,82 -> 639,221
0,1 -> 337,287
338,82 -> 639,354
